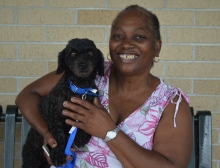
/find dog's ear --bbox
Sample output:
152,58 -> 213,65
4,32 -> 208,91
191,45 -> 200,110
96,49 -> 105,76
56,48 -> 66,74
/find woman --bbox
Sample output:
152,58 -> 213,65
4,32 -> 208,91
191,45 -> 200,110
16,5 -> 193,168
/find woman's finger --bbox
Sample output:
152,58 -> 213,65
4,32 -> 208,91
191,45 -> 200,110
44,132 -> 57,148
62,110 -> 85,122
65,118 -> 85,130
63,100 -> 89,116
93,97 -> 104,109
71,97 -> 94,109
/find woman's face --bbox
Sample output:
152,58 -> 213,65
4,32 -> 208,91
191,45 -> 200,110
109,11 -> 161,76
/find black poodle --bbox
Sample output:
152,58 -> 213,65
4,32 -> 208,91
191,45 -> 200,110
22,38 -> 104,168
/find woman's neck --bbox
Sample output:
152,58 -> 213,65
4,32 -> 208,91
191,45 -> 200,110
110,64 -> 153,95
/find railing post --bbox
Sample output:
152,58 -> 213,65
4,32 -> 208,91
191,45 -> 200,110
4,105 -> 18,168
187,107 -> 196,168
20,116 -> 30,167
197,111 -> 212,168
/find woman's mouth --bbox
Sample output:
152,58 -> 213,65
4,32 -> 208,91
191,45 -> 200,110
119,54 -> 138,60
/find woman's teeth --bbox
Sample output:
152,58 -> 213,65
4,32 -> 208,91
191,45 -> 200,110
120,54 -> 137,60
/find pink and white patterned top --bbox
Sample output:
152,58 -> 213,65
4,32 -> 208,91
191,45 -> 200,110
74,61 -> 190,168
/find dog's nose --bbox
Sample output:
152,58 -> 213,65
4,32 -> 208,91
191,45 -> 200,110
79,63 -> 87,69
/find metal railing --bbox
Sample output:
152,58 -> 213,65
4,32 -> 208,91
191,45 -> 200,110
0,105 -> 212,168
0,105 -> 30,168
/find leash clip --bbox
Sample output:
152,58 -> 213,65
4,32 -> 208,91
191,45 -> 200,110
82,94 -> 87,100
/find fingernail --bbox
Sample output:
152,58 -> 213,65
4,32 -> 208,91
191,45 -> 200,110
62,110 -> 66,115
63,101 -> 67,106
71,97 -> 75,102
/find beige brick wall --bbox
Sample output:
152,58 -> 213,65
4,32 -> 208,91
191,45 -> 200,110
0,0 -> 219,167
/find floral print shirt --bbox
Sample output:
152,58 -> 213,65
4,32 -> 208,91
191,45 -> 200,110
74,61 -> 190,168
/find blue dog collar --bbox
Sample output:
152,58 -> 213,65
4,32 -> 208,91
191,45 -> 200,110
68,78 -> 101,98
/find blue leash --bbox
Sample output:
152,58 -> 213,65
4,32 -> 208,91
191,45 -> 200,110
57,127 -> 78,168
57,79 -> 101,167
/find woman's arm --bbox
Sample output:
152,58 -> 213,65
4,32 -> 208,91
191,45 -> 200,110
15,71 -> 63,146
108,98 -> 192,168
62,96 -> 193,168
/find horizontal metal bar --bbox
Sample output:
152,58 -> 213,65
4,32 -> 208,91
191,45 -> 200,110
0,114 -> 22,122
0,105 -> 22,122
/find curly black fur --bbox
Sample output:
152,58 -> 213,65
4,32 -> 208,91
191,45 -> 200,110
22,38 -> 104,168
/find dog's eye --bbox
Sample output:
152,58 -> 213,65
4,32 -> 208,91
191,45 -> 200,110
71,52 -> 76,56
88,51 -> 93,56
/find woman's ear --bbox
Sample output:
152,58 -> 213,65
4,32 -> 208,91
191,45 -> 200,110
155,40 -> 162,56
56,49 -> 66,74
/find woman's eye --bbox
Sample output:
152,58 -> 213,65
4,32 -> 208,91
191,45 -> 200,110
88,51 -> 93,56
71,52 -> 76,56
112,34 -> 123,40
136,35 -> 146,40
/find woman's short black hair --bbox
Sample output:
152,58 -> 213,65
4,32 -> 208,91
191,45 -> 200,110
111,4 -> 161,42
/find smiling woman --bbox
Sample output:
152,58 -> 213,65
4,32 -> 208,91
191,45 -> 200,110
15,4 -> 193,168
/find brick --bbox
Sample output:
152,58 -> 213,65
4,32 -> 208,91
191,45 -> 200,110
108,0 -> 164,8
18,9 -> 74,25
196,46 -> 220,61
194,80 -> 220,95
212,129 -> 219,144
19,78 -> 39,92
0,143 -> 4,158
213,145 -> 220,160
19,44 -> 65,60
212,161 -> 218,168
160,28 -> 165,43
48,27 -> 105,42
0,160 -> 3,166
167,28 -> 220,43
151,62 -> 164,77
14,159 -> 20,168
14,142 -> 21,158
164,79 -> 191,94
48,0 -> 105,8
48,61 -> 57,72
0,26 -> 46,42
0,0 -> 46,7
96,44 -> 109,60
196,11 -> 220,26
78,10 -> 119,25
213,113 -> 220,128
15,126 -> 21,142
160,45 -> 192,60
0,9 -> 14,24
154,10 -> 194,26
0,44 -> 16,59
0,78 -> 16,92
189,96 -> 220,111
166,62 -> 220,78
167,0 -> 220,8
0,61 -> 46,76
0,127 -> 4,142
0,94 -> 17,112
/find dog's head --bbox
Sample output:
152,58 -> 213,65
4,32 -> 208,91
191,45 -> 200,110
56,38 -> 104,78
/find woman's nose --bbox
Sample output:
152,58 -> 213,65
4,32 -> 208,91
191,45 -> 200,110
121,39 -> 134,49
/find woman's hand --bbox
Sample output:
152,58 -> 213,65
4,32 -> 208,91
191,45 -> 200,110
62,97 -> 116,139
43,131 -> 57,165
